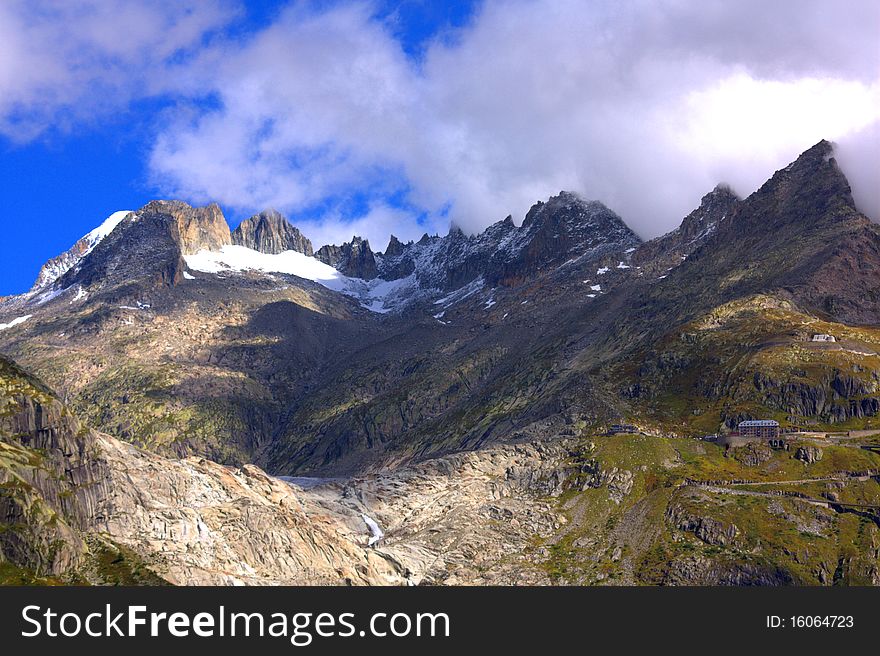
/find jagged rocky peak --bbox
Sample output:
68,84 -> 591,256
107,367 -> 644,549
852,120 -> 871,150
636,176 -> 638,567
316,236 -> 378,280
523,190 -> 618,227
496,214 -> 516,231
708,139 -> 861,248
468,215 -> 517,246
632,183 -> 740,272
520,191 -> 635,242
448,223 -> 467,239
31,209 -> 133,290
681,183 -> 740,239
232,209 -> 314,256
514,191 -> 641,266
314,243 -> 343,268
371,191 -> 642,291
33,200 -> 231,292
383,235 -> 409,257
38,199 -> 232,296
640,140 -> 847,257
672,183 -> 740,244
752,139 -> 856,217
139,200 -> 231,255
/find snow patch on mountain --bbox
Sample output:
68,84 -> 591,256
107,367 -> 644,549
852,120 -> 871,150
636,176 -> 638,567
83,210 -> 131,248
31,210 -> 132,291
433,277 -> 485,309
0,315 -> 32,331
71,286 -> 88,303
185,245 -> 433,314
361,514 -> 384,546
185,245 -> 343,284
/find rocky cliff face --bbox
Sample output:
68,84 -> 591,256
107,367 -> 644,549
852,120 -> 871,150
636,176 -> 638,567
0,354 -> 407,585
383,235 -> 407,258
0,356 -> 112,578
159,200 -> 232,255
232,209 -> 314,255
372,192 -> 640,292
316,237 -> 379,279
632,184 -> 739,275
53,203 -> 186,294
26,200 -> 233,304
30,211 -> 134,291
751,370 -> 880,424
501,192 -> 640,284
3,140 -> 880,587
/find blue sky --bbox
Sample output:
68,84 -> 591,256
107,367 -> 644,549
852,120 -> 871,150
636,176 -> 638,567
1,0 -> 877,296
0,0 -> 479,295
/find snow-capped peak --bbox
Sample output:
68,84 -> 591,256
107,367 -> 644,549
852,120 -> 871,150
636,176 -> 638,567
82,210 -> 132,252
31,210 -> 132,290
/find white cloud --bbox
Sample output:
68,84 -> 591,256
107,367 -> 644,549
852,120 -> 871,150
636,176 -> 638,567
297,203 -> 445,252
146,0 -> 880,242
0,0 -> 235,141
835,122 -> 880,221
3,0 -> 878,242
676,74 -> 880,205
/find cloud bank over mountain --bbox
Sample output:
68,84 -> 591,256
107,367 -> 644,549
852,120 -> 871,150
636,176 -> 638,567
1,0 -> 878,246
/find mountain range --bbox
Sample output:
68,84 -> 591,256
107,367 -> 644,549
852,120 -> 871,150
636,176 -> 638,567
2,139 -> 879,586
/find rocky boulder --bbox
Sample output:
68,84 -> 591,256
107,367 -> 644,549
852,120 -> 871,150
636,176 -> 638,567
666,504 -> 740,547
795,445 -> 823,463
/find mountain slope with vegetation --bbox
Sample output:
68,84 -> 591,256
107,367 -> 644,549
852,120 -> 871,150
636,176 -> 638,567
1,140 -> 879,585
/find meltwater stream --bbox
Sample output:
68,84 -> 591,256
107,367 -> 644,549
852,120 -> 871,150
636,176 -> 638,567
360,513 -> 385,546
275,475 -> 385,547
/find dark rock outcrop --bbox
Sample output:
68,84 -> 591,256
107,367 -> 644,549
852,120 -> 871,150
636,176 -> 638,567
667,504 -> 740,546
44,200 -> 232,297
383,235 -> 407,258
498,192 -> 639,285
375,192 -> 641,291
633,184 -> 739,274
795,446 -> 823,463
232,209 -> 313,255
316,237 -> 378,279
0,356 -> 111,577
655,556 -> 796,586
30,212 -> 134,291
752,371 -> 880,424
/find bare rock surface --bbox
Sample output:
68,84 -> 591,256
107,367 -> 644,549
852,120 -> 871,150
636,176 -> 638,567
96,436 -> 404,585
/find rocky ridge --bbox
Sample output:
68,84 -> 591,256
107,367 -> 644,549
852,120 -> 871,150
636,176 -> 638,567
0,354 -> 406,585
315,236 -> 379,280
2,140 -> 880,586
232,209 -> 314,255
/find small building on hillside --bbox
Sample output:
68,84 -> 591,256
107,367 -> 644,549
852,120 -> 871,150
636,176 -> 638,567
607,423 -> 638,435
738,419 -> 781,439
812,334 -> 836,342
